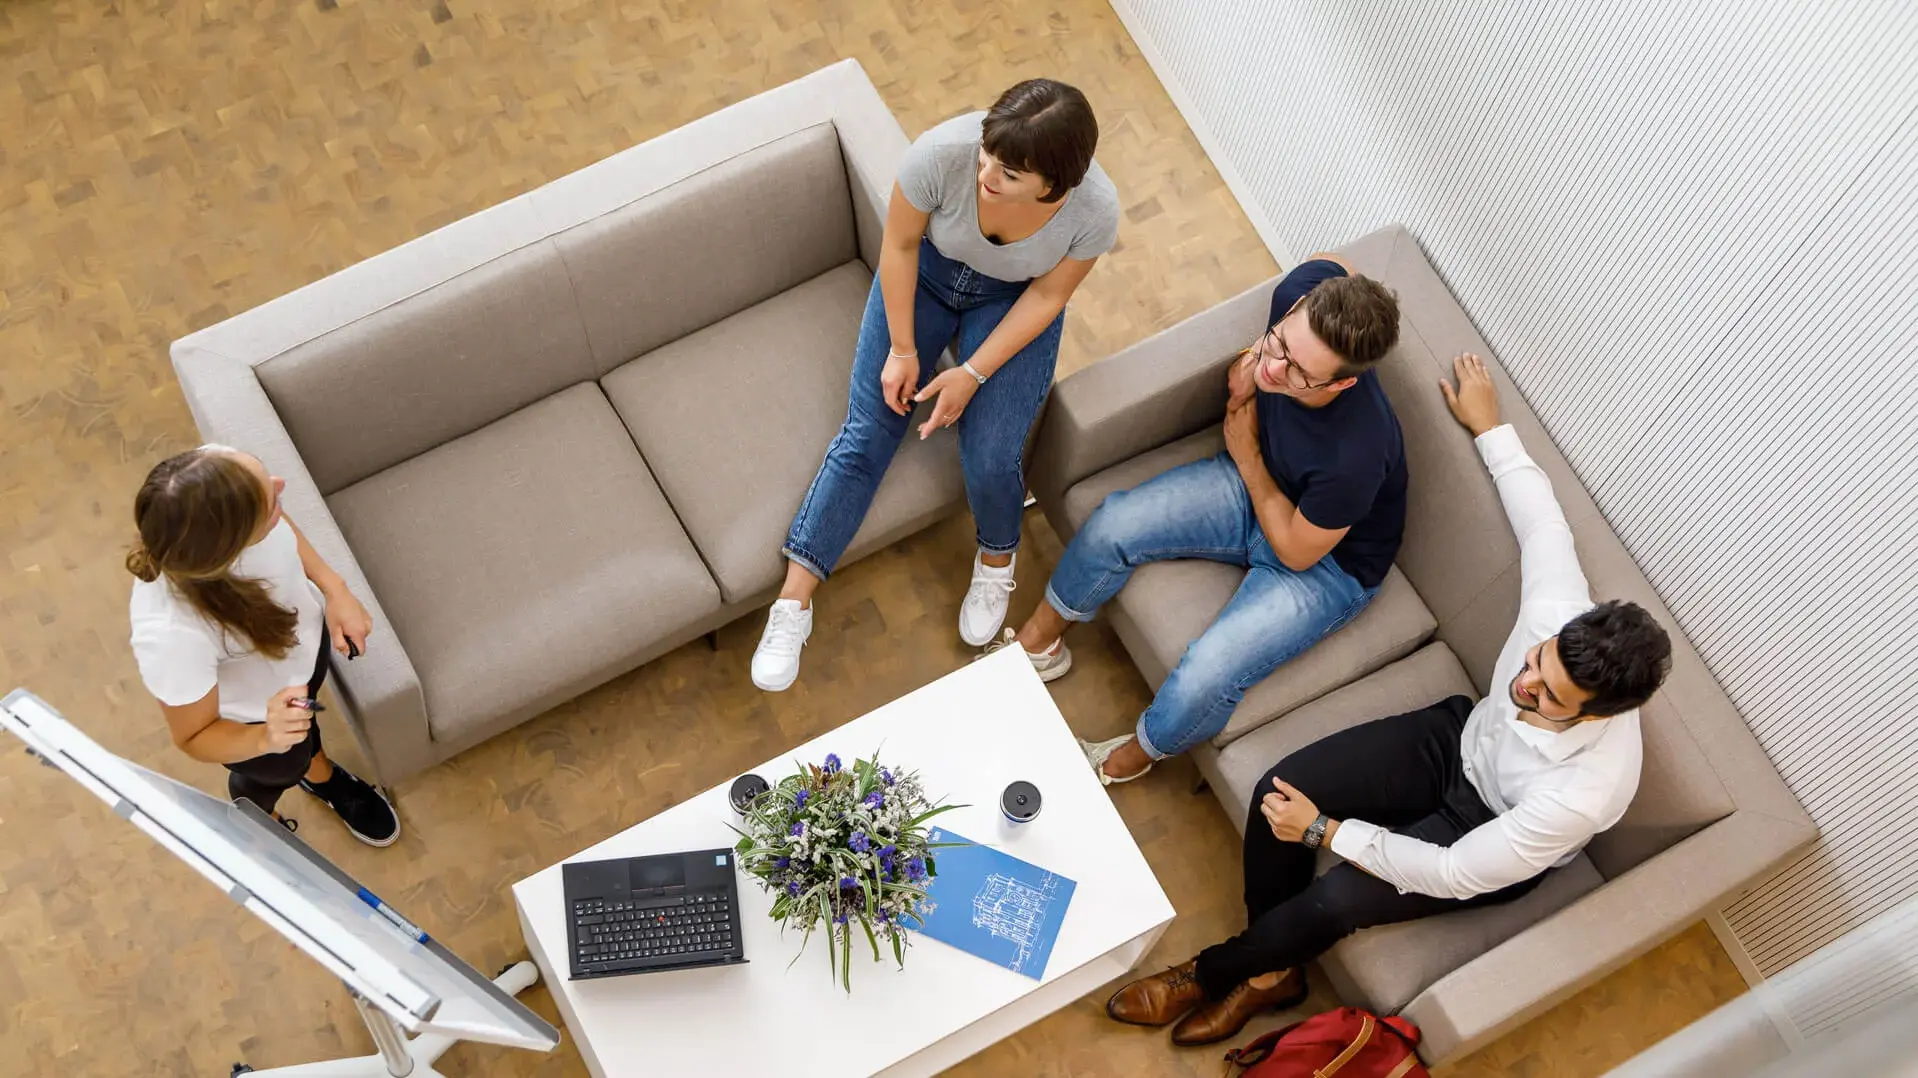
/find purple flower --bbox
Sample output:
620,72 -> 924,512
839,876 -> 858,890
834,910 -> 849,925
862,791 -> 884,810
786,880 -> 801,896
878,844 -> 897,860
823,753 -> 842,774
878,909 -> 890,923
774,856 -> 790,868
906,856 -> 927,882
880,767 -> 895,786
848,832 -> 870,853
790,821 -> 805,836
792,789 -> 809,811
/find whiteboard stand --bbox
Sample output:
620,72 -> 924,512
0,688 -> 562,1078
233,962 -> 541,1077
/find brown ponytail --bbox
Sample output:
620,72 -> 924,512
129,448 -> 299,659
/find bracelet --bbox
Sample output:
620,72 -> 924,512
888,347 -> 918,359
961,360 -> 988,385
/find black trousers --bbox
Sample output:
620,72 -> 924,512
225,642 -> 331,814
1193,695 -> 1541,998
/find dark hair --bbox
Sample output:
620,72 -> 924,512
980,79 -> 1098,204
1558,600 -> 1673,717
1305,275 -> 1401,375
127,447 -> 299,660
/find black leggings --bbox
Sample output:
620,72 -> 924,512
1194,696 -> 1541,997
225,642 -> 331,814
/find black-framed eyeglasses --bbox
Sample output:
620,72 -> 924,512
1251,308 -> 1342,393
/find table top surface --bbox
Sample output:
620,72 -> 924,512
511,647 -> 1174,1076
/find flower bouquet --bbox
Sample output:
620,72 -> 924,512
731,752 -> 963,990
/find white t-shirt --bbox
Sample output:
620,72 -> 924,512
129,519 -> 326,725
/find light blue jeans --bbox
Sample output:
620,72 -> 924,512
1045,453 -> 1378,759
784,239 -> 1063,580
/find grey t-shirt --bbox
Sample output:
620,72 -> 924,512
896,111 -> 1120,282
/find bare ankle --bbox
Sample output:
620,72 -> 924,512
1103,739 -> 1152,778
1246,971 -> 1282,991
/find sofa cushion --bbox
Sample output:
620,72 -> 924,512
554,123 -> 859,376
1320,854 -> 1605,1016
1063,430 -> 1437,747
326,383 -> 722,743
1208,642 -> 1478,819
257,240 -> 597,495
600,261 -> 964,602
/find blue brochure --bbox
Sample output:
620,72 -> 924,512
911,828 -> 1076,980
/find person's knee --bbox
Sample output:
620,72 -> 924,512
1078,490 -> 1146,559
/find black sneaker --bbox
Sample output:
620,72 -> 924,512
300,765 -> 400,847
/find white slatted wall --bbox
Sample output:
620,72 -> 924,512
1110,0 -> 1918,1037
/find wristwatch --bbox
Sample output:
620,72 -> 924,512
1302,814 -> 1329,850
961,360 -> 988,385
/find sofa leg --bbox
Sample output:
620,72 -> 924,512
1191,776 -> 1210,796
705,631 -> 719,651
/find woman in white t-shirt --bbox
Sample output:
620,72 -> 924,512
752,78 -> 1121,692
127,445 -> 399,845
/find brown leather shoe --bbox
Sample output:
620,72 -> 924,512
1105,960 -> 1206,1026
1170,967 -> 1308,1047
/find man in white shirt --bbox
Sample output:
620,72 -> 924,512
1103,353 -> 1674,1048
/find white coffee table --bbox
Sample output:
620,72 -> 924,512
511,647 -> 1175,1077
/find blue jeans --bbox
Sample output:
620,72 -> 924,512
784,239 -> 1063,580
1044,453 -> 1378,759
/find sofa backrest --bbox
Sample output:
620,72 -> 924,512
1337,225 -> 1737,878
254,124 -> 859,495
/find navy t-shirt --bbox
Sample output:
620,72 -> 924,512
1252,260 -> 1407,589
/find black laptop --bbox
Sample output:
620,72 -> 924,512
562,848 -> 746,980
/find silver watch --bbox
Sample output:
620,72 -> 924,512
1302,814 -> 1329,850
961,360 -> 988,385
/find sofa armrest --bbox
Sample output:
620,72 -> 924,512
172,342 -> 433,786
1028,278 -> 1275,530
1401,808 -> 1818,1065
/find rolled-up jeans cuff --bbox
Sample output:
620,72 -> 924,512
1133,718 -> 1171,761
781,547 -> 830,583
978,538 -> 1020,556
1043,583 -> 1098,623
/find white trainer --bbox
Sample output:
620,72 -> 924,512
978,628 -> 1073,683
751,598 -> 813,692
1079,734 -> 1154,786
959,552 -> 1018,646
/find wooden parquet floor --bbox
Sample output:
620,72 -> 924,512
0,0 -> 1747,1074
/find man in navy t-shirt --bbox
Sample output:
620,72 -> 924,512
992,254 -> 1407,784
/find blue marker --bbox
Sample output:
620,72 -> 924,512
357,887 -> 430,943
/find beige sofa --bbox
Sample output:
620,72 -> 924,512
1029,224 -> 1816,1064
171,61 -> 967,783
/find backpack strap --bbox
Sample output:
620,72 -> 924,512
1219,1022 -> 1305,1074
1382,1015 -> 1422,1047
1315,1012 -> 1375,1078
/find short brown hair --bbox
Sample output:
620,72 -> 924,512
980,79 -> 1097,204
1305,275 -> 1401,375
127,447 -> 299,659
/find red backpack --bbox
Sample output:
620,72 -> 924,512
1221,1007 -> 1429,1078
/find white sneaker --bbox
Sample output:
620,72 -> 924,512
978,628 -> 1073,683
1079,734 -> 1154,786
959,552 -> 1018,646
751,599 -> 813,692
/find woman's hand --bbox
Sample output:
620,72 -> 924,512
322,583 -> 374,657
1259,777 -> 1322,843
879,350 -> 920,417
262,685 -> 315,754
1439,352 -> 1501,437
913,367 -> 981,439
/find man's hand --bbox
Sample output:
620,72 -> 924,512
1259,777 -> 1323,843
1440,352 -> 1501,436
1227,348 -> 1257,409
1223,396 -> 1260,467
913,367 -> 981,439
261,686 -> 314,754
322,584 -> 374,657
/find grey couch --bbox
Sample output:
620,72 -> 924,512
1028,224 -> 1817,1065
171,60 -> 965,783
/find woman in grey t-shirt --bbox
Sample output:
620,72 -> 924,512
752,79 -> 1120,692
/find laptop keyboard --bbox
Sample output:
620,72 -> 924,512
573,893 -> 734,970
